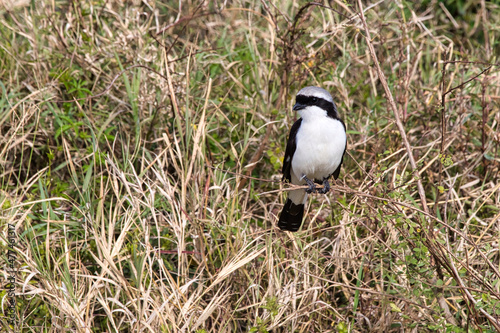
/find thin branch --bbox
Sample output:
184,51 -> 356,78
443,66 -> 492,98
357,0 -> 429,215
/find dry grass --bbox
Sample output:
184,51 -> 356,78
1,0 -> 499,332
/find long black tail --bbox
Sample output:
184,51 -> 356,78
278,199 -> 304,232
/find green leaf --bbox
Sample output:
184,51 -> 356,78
390,303 -> 402,312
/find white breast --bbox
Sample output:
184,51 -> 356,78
291,107 -> 346,183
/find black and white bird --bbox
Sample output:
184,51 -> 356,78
278,86 -> 347,232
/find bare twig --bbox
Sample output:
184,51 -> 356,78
440,53 -> 448,156
357,0 -> 429,215
208,165 -> 280,184
440,62 -> 492,173
443,65 -> 492,98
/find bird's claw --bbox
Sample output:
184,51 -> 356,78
319,178 -> 330,194
304,176 -> 316,193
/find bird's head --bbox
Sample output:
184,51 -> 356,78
293,86 -> 339,120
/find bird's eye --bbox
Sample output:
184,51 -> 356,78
311,97 -> 317,103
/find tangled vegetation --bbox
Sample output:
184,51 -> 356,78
1,0 -> 499,332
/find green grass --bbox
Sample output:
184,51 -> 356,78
1,0 -> 500,332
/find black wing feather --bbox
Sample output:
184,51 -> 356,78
282,118 -> 302,182
331,118 -> 347,180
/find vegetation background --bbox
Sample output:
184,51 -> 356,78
1,0 -> 499,332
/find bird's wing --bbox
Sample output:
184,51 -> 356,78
282,118 -> 302,182
332,118 -> 347,180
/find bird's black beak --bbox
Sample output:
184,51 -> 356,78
293,103 -> 306,111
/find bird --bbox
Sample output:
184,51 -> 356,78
278,86 -> 347,232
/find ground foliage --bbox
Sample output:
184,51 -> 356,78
0,0 -> 500,332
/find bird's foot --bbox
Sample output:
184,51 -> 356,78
319,178 -> 330,194
303,176 -> 316,193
